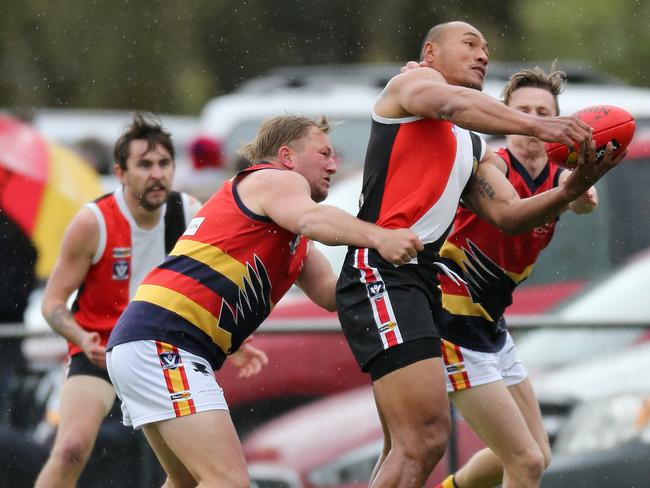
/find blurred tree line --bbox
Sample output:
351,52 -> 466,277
0,0 -> 647,114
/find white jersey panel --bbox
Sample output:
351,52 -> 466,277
410,126 -> 480,244
114,188 -> 167,300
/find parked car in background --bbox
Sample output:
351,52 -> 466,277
517,244 -> 650,377
532,342 -> 650,487
541,391 -> 650,488
512,246 -> 650,445
24,108 -> 200,192
517,242 -> 650,374
199,76 -> 379,177
244,386 -> 485,488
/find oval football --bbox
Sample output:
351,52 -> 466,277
545,105 -> 636,169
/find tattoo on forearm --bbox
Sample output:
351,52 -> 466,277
47,305 -> 75,332
475,174 -> 496,200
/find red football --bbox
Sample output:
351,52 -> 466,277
545,105 -> 636,169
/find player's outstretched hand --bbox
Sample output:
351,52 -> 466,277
564,141 -> 624,200
377,228 -> 424,266
229,337 -> 269,378
535,115 -> 592,148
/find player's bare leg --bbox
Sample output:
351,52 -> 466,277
371,357 -> 450,487
35,376 -> 115,488
143,425 -> 196,488
451,380 -> 544,488
509,378 -> 551,469
369,397 -> 391,486
145,410 -> 248,488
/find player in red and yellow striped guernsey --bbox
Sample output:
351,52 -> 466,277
435,67 -> 616,488
110,158 -> 310,371
106,114 -> 423,487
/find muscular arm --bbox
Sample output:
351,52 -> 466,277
464,143 -> 618,234
41,207 -> 98,347
376,68 -> 591,147
239,170 -> 422,265
295,243 -> 338,312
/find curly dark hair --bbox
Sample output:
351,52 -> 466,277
113,112 -> 175,170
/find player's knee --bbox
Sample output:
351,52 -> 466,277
403,414 -> 451,466
51,436 -> 93,469
517,447 -> 546,481
422,421 -> 451,465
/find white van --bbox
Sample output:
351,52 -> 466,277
199,82 -> 379,177
198,62 -> 650,175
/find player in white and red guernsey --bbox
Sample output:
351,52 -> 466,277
35,114 -> 209,488
336,22 -> 622,487
436,67 -> 606,488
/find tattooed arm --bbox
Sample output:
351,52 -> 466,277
42,207 -> 107,368
463,146 -> 602,235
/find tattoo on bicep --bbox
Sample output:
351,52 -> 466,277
475,174 -> 496,200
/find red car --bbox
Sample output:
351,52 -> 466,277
243,386 -> 485,488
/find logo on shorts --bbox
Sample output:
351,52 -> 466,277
366,281 -> 385,301
446,363 -> 466,374
112,260 -> 129,280
170,391 -> 192,401
159,351 -> 182,370
378,321 -> 397,334
191,361 -> 211,376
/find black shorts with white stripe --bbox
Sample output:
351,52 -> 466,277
335,247 -> 443,379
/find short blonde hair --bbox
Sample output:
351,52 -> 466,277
501,65 -> 566,116
239,114 -> 330,163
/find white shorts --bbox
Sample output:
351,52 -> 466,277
106,340 -> 228,429
442,332 -> 527,393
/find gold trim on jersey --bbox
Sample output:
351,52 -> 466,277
171,239 -> 249,290
134,284 -> 232,352
442,293 -> 492,320
440,241 -> 534,284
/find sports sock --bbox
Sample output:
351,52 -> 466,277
437,474 -> 458,488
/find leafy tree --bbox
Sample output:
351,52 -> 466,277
0,0 -> 647,114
